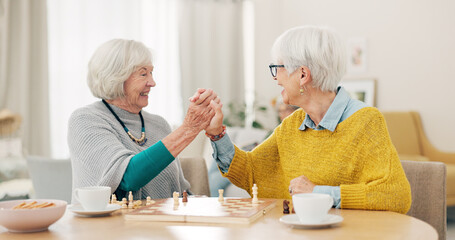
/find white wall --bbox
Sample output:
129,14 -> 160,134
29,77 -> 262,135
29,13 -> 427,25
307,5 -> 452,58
253,0 -> 455,152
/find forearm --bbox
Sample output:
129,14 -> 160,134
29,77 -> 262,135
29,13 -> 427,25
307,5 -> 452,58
161,124 -> 200,157
210,133 -> 235,172
223,133 -> 279,194
119,141 -> 174,191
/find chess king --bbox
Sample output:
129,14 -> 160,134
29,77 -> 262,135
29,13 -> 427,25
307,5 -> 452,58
192,25 -> 411,214
69,39 -> 220,202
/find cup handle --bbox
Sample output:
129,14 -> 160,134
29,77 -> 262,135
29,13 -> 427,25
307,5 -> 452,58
328,196 -> 334,208
73,189 -> 80,203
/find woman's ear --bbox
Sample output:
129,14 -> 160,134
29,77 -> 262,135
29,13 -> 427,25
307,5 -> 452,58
299,66 -> 311,86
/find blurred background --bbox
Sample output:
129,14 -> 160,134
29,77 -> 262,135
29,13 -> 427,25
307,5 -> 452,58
1,0 -> 454,159
2,1 -> 455,237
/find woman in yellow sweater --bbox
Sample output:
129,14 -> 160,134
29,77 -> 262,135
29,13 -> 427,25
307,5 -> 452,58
196,26 -> 411,213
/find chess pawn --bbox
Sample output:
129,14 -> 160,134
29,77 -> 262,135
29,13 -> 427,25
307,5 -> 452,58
252,184 -> 258,204
173,191 -> 179,205
182,190 -> 188,202
111,194 -> 117,204
218,189 -> 224,202
121,198 -> 128,209
146,196 -> 152,206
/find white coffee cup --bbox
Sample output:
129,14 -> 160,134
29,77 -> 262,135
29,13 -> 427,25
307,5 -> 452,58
73,186 -> 111,211
292,193 -> 333,224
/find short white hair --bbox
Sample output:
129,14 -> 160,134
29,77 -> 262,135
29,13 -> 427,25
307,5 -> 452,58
271,26 -> 346,92
87,39 -> 152,100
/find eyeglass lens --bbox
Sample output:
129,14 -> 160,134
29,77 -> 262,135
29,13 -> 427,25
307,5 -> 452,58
271,67 -> 277,77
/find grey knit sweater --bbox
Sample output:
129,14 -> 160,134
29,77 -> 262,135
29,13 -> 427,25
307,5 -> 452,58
68,101 -> 190,203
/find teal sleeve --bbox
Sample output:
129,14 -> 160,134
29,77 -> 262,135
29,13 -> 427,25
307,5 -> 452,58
119,141 -> 175,191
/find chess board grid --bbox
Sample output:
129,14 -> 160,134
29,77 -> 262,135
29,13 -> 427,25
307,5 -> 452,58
124,198 -> 277,224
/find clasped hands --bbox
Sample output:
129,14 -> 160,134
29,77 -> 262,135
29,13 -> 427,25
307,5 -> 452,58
184,88 -> 224,136
186,89 -> 315,194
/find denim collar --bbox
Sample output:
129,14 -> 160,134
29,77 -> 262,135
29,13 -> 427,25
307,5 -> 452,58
299,86 -> 350,132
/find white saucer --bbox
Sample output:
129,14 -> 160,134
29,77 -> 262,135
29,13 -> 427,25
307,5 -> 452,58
68,204 -> 121,217
280,214 -> 343,229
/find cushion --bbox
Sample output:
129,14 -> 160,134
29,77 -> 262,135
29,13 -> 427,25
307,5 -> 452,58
446,164 -> 455,198
383,112 -> 422,155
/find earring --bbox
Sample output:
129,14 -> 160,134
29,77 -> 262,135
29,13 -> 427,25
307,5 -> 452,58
300,88 -> 304,95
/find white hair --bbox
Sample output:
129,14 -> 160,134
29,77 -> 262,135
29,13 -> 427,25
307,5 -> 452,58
271,26 -> 346,92
87,39 -> 152,100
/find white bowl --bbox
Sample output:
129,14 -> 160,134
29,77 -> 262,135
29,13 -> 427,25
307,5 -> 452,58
0,199 -> 67,232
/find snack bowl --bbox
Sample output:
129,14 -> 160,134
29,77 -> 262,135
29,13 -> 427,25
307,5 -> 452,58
0,199 -> 67,233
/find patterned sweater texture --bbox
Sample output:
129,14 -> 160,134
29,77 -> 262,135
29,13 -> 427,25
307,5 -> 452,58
68,101 -> 189,203
223,107 -> 412,214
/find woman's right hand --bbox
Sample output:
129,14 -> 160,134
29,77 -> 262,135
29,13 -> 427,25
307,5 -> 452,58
205,96 -> 224,135
189,88 -> 224,135
162,89 -> 218,157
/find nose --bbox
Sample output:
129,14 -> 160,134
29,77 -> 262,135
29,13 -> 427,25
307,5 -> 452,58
147,76 -> 156,87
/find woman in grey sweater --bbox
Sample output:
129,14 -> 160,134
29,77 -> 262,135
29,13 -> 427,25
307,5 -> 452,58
68,39 -> 218,202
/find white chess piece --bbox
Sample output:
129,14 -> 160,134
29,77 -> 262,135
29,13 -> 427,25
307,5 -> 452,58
111,194 -> 117,204
218,189 -> 224,202
128,191 -> 134,208
146,196 -> 152,206
134,200 -> 142,208
173,191 -> 179,205
121,198 -> 128,209
128,191 -> 133,202
252,184 -> 258,204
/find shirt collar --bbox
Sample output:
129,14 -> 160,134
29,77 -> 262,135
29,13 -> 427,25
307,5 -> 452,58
299,86 -> 351,132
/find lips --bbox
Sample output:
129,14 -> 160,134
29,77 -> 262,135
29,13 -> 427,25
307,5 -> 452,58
140,92 -> 149,96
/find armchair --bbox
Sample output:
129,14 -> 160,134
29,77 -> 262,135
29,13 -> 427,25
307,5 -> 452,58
382,111 -> 455,206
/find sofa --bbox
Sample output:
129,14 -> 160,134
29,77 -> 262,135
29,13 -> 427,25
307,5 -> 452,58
382,111 -> 455,206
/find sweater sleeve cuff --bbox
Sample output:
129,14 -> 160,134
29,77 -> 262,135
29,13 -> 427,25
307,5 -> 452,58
340,183 -> 367,209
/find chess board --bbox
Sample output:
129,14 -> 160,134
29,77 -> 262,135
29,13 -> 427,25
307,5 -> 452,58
124,198 -> 277,224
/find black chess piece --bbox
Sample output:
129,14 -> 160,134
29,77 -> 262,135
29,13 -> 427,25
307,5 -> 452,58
283,200 -> 290,214
182,190 -> 188,202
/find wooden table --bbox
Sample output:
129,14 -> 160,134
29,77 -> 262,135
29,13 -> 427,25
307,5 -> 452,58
0,199 -> 437,240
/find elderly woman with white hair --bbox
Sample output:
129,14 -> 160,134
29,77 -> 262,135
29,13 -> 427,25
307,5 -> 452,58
68,39 -> 218,202
196,26 -> 411,213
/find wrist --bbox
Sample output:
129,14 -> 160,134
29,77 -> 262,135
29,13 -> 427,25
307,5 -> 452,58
206,126 -> 224,136
205,125 -> 226,141
178,124 -> 200,140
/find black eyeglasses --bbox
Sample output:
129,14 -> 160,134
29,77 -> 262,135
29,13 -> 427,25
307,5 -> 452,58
268,64 -> 285,77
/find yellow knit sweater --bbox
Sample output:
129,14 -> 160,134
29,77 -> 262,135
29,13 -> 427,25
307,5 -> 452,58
223,107 -> 412,214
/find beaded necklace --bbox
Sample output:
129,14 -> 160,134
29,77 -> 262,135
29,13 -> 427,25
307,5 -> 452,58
102,99 -> 147,146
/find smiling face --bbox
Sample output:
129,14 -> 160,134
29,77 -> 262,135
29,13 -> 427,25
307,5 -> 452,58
118,64 -> 156,113
275,66 -> 301,106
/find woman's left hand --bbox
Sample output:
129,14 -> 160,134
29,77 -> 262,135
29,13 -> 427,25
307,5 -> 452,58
183,89 -> 217,131
289,175 -> 315,195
